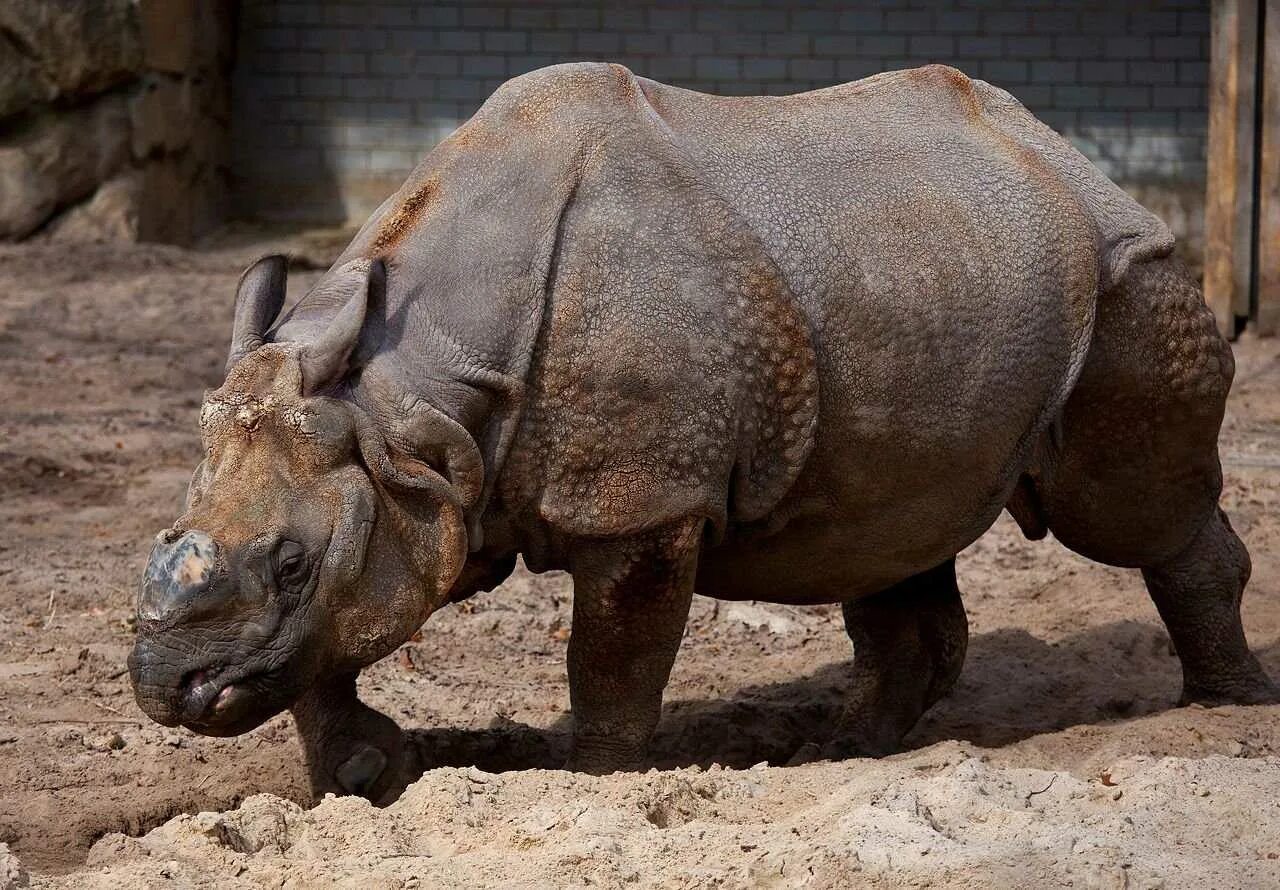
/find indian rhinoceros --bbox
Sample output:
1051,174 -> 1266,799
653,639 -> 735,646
129,63 -> 1277,803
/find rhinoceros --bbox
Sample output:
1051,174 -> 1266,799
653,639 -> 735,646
129,64 -> 1276,803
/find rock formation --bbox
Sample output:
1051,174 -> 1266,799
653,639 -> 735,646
0,0 -> 234,244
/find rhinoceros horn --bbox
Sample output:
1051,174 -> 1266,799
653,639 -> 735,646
226,255 -> 288,374
299,257 -> 385,395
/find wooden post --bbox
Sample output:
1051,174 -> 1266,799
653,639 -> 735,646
1258,0 -> 1280,335
1205,0 -> 1259,336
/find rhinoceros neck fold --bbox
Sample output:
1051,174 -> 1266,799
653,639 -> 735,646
301,69 -> 612,547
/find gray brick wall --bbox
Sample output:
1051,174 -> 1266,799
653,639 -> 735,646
232,0 -> 1210,247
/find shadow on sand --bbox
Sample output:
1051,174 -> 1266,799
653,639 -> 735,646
404,620 -> 1279,776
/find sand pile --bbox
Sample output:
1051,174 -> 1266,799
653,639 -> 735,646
23,745 -> 1274,888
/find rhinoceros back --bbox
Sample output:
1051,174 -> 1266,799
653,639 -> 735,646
969,77 -> 1174,291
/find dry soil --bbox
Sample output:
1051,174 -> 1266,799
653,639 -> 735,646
0,240 -> 1277,888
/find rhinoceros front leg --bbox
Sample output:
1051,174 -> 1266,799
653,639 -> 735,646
563,520 -> 701,774
290,672 -> 416,805
815,557 -> 969,761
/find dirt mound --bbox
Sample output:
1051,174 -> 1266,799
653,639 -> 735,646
34,748 -> 1280,888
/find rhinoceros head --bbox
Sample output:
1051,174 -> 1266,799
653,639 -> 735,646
128,256 -> 468,735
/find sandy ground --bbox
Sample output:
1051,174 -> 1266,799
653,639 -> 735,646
0,240 -> 1277,888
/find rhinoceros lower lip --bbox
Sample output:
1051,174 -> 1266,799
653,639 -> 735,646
179,671 -> 223,722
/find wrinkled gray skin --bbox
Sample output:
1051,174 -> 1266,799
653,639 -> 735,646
130,64 -> 1277,803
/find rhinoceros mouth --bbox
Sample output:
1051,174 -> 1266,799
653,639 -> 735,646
175,663 -> 292,736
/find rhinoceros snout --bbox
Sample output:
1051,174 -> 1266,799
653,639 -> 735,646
138,529 -> 226,623
131,527 -> 307,735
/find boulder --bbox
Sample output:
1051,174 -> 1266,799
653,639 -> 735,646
0,35 -> 42,122
0,97 -> 131,239
0,0 -> 142,122
0,0 -> 234,244
43,171 -> 142,242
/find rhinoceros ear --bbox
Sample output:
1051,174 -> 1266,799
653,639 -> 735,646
299,257 -> 385,395
227,255 -> 288,374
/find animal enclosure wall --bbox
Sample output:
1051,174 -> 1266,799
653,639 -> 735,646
231,0 -> 1212,263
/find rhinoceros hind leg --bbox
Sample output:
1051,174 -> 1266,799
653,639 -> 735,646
1038,256 -> 1275,707
819,558 -> 968,760
291,672 -> 417,804
1143,509 -> 1278,706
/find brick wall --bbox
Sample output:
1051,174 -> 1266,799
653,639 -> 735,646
232,0 -> 1209,253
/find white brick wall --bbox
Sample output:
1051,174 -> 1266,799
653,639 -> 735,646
232,0 -> 1210,230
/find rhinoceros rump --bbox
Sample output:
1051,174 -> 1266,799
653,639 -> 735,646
130,64 -> 1276,803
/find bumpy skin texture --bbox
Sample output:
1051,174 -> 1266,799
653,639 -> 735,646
130,64 -> 1275,798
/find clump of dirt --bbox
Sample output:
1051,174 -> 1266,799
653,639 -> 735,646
0,241 -> 1277,887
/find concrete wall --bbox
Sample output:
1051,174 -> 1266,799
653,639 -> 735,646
232,0 -> 1210,257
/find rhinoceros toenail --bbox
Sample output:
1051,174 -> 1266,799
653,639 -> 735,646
336,745 -> 388,796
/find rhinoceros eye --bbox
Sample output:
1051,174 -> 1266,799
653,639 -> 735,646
274,539 -> 309,588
